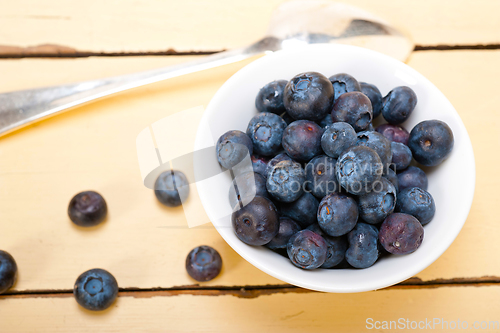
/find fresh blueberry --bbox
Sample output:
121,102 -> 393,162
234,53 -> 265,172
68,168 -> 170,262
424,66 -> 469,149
345,223 -> 379,269
321,122 -> 357,159
185,246 -> 222,282
391,142 -> 412,171
408,120 -> 454,166
375,123 -> 410,145
379,213 -> 424,255
0,250 -> 17,294
229,172 -> 268,208
282,120 -> 323,162
68,191 -> 108,227
267,160 -> 305,203
216,130 -> 253,169
154,170 -> 190,207
331,92 -> 373,132
306,224 -> 347,268
358,177 -> 397,224
232,196 -> 279,245
267,217 -> 302,250
265,152 -> 292,178
246,112 -> 287,156
397,166 -> 428,192
255,80 -> 288,114
360,82 -> 383,119
279,192 -> 319,228
328,73 -> 361,101
317,192 -> 358,236
396,187 -> 436,225
381,86 -> 417,124
287,230 -> 327,269
284,72 -> 334,121
336,146 -> 383,195
251,154 -> 269,178
73,268 -> 118,311
383,168 -> 399,192
356,131 -> 392,168
317,113 -> 334,128
305,155 -> 339,199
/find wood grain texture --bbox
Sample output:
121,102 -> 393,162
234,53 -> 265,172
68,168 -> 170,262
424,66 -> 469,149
1,286 -> 500,332
1,0 -> 500,54
0,50 -> 498,291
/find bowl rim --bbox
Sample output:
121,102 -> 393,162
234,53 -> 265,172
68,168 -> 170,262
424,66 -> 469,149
194,43 -> 476,293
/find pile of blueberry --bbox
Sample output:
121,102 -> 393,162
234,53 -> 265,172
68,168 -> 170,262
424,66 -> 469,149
217,72 -> 454,270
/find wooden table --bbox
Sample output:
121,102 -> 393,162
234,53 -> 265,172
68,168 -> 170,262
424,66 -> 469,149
1,1 -> 499,331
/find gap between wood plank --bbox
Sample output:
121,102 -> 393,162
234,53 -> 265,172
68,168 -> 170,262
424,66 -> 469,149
0,43 -> 500,59
2,276 -> 500,300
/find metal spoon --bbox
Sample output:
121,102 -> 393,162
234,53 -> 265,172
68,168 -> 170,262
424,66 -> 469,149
0,0 -> 413,137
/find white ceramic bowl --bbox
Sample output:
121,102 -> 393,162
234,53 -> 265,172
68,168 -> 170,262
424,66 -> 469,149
194,44 -> 475,293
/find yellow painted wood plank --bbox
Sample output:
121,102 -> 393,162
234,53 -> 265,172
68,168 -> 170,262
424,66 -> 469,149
0,0 -> 499,53
1,286 -> 500,332
0,50 -> 498,291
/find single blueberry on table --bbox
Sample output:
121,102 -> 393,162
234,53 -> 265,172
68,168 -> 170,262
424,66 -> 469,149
287,230 -> 328,269
231,196 -> 279,246
379,213 -> 424,255
284,72 -> 334,121
246,112 -> 287,156
267,217 -> 302,250
397,166 -> 428,192
381,86 -> 417,125
331,92 -> 373,132
185,246 -> 222,282
345,223 -> 379,269
328,73 -> 361,101
317,113 -> 334,128
265,152 -> 292,178
356,130 -> 393,168
0,250 -> 17,294
317,192 -> 358,237
216,130 -> 253,169
282,120 -> 324,162
251,154 -> 269,178
360,82 -> 383,119
73,268 -> 118,311
154,170 -> 190,207
336,146 -> 383,195
321,122 -> 357,159
255,80 -> 288,114
68,191 -> 108,227
306,224 -> 347,268
391,141 -> 412,171
408,120 -> 454,166
267,160 -> 305,203
228,172 -> 268,209
375,123 -> 410,145
358,177 -> 397,224
383,168 -> 399,193
305,155 -> 339,199
279,191 -> 319,228
396,187 -> 436,225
